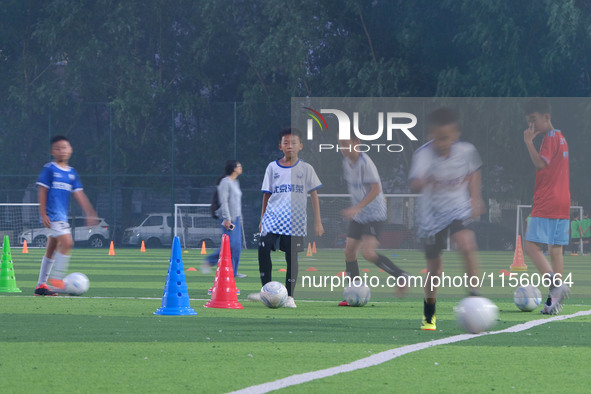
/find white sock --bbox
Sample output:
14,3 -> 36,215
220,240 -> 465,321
37,256 -> 55,286
50,252 -> 71,280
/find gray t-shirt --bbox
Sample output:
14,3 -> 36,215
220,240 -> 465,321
409,140 -> 482,238
342,152 -> 387,224
216,176 -> 242,222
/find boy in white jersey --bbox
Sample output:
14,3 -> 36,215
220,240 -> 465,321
338,137 -> 409,306
251,128 -> 324,308
34,135 -> 98,296
409,108 -> 484,330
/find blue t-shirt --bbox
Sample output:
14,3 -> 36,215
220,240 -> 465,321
36,162 -> 83,222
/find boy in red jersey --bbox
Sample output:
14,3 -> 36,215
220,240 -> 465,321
523,98 -> 571,315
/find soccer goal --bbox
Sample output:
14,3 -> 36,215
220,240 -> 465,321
173,203 -> 246,249
516,205 -> 583,254
0,203 -> 41,247
311,194 -> 420,250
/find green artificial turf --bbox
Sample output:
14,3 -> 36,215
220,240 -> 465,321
0,247 -> 589,393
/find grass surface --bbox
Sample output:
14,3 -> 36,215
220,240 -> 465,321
0,247 -> 590,393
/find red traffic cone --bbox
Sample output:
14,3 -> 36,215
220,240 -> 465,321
510,235 -> 527,271
204,234 -> 243,309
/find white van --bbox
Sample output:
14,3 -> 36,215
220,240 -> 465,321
122,213 -> 223,248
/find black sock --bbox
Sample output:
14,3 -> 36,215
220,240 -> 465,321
345,260 -> 360,278
258,245 -> 273,287
375,254 -> 406,278
547,272 -> 556,306
424,299 -> 436,323
285,250 -> 298,297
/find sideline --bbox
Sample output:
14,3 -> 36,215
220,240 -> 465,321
228,309 -> 591,394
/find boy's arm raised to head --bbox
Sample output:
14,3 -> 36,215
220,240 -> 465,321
310,189 -> 324,236
523,124 -> 547,170
259,192 -> 271,232
73,190 -> 99,226
37,186 -> 51,228
342,183 -> 381,219
468,169 -> 485,218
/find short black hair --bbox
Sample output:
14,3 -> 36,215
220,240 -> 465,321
50,135 -> 69,145
524,98 -> 551,116
279,127 -> 303,143
427,107 -> 458,128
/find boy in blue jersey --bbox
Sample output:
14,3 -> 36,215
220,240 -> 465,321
34,135 -> 98,296
250,128 -> 324,308
338,136 -> 409,306
409,108 -> 484,330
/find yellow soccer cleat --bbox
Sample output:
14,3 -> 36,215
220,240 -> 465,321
421,315 -> 437,331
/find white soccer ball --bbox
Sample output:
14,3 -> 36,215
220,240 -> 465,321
454,296 -> 499,334
260,281 -> 288,308
343,280 -> 371,307
513,285 -> 542,312
64,272 -> 90,296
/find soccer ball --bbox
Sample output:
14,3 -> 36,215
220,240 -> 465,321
454,296 -> 499,334
260,281 -> 288,308
343,280 -> 371,307
513,285 -> 542,312
64,272 -> 90,296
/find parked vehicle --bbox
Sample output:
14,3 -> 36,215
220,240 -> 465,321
19,217 -> 111,248
122,213 -> 223,248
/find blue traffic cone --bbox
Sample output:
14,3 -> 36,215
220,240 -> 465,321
154,236 -> 197,316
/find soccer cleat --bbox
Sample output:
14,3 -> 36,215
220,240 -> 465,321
338,300 -> 350,306
235,273 -> 247,278
48,278 -> 66,290
540,303 -> 562,315
34,284 -> 57,296
421,315 -> 437,331
247,292 -> 261,302
284,296 -> 297,308
550,284 -> 570,306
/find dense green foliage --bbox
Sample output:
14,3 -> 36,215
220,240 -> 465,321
2,1 -> 591,228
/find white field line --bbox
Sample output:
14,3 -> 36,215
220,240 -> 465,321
228,309 -> 591,394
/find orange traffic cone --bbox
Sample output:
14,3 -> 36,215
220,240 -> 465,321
306,243 -> 313,257
312,241 -> 317,254
22,239 -> 29,254
109,241 -> 115,256
510,235 -> 527,271
204,234 -> 243,309
140,240 -> 146,252
201,241 -> 207,255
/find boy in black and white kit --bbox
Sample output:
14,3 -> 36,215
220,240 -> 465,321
338,137 -> 409,306
250,128 -> 324,308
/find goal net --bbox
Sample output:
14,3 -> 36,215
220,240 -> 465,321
0,203 -> 41,248
310,194 -> 420,250
173,204 -> 246,249
516,205 -> 583,254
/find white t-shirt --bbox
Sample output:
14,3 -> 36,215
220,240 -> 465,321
409,140 -> 482,238
261,159 -> 322,236
342,153 -> 387,223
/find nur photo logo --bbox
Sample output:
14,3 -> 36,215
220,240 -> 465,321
303,106 -> 418,153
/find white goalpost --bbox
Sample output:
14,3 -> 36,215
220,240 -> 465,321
173,203 -> 246,249
0,203 -> 41,248
516,205 -> 583,254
